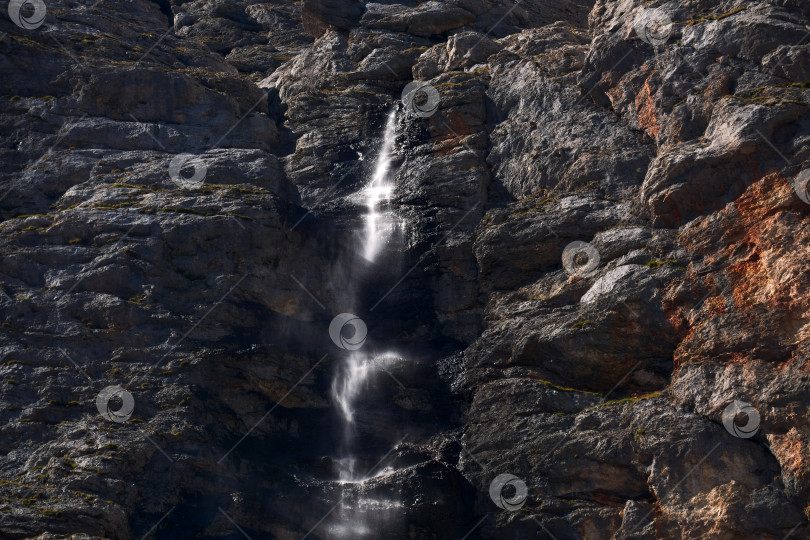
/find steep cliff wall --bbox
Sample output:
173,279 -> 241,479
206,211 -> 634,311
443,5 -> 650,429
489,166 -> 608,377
0,0 -> 808,538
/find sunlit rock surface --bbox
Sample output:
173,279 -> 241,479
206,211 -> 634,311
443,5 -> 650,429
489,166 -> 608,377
1,0 -> 809,538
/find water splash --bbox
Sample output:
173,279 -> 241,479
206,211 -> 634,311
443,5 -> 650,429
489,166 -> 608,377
324,108 -> 408,538
331,351 -> 403,482
361,109 -> 403,262
326,497 -> 404,539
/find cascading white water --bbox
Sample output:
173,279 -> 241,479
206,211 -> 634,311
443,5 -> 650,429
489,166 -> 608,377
332,352 -> 375,426
331,351 -> 402,482
332,350 -> 374,483
325,109 -> 407,537
361,109 -> 401,262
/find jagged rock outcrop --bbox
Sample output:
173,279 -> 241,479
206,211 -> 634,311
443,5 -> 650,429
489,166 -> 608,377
1,0 -> 809,538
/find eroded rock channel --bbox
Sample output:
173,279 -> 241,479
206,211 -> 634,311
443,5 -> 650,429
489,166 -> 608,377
1,0 -> 809,538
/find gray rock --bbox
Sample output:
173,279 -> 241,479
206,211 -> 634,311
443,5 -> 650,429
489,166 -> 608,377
1,0 -> 809,537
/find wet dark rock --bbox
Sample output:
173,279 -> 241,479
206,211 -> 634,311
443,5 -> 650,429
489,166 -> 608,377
1,0 -> 810,538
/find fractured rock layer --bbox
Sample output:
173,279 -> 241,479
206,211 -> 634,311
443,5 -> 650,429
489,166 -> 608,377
0,0 -> 808,538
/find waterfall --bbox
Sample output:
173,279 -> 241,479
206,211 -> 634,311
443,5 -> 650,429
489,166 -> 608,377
333,110 -> 404,472
324,108 -> 406,537
361,109 -> 400,262
332,350 -> 375,483
328,352 -> 405,536
332,352 -> 374,426
331,351 -> 403,481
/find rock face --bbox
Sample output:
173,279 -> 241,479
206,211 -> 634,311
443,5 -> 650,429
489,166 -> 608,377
1,0 -> 809,538
301,0 -> 365,37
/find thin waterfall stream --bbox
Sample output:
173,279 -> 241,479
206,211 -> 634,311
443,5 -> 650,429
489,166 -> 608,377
326,108 -> 407,536
361,109 -> 400,262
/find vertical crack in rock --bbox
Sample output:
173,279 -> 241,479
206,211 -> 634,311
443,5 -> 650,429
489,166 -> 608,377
0,0 -> 809,538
